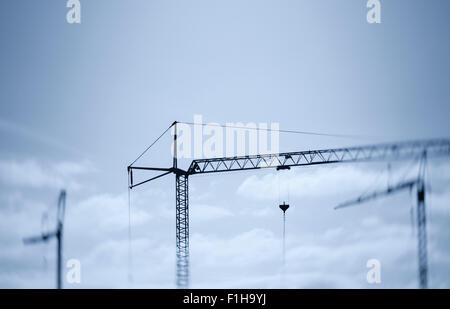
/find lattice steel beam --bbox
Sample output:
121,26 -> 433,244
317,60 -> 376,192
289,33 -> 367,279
175,173 -> 189,288
187,139 -> 450,175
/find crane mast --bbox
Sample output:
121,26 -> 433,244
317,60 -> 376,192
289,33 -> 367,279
417,180 -> 427,289
128,131 -> 450,288
23,190 -> 66,289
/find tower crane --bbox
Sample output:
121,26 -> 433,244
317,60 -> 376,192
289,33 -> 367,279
334,154 -> 429,288
128,121 -> 450,288
24,190 -> 66,289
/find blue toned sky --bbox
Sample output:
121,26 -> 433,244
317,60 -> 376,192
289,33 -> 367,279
1,0 -> 450,288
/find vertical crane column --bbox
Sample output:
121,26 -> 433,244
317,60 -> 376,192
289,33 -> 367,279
57,224 -> 62,290
176,173 -> 189,288
417,182 -> 428,289
57,190 -> 66,290
173,121 -> 190,288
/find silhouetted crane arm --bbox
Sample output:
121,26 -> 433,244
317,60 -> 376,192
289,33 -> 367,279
128,139 -> 450,188
187,139 -> 450,175
23,231 -> 58,244
334,179 -> 418,210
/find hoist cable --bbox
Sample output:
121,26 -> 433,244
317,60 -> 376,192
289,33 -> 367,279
282,211 -> 286,269
127,174 -> 133,284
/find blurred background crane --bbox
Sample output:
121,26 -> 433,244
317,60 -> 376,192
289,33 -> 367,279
23,190 -> 66,289
335,154 -> 428,288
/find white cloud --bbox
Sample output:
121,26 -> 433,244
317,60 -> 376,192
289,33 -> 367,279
190,204 -> 233,222
0,159 -> 92,191
71,193 -> 152,233
1,157 -> 450,289
237,165 -> 381,201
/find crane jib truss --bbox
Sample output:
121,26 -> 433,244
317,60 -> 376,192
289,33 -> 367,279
128,137 -> 450,288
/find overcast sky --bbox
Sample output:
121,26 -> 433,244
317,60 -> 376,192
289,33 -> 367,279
1,0 -> 450,288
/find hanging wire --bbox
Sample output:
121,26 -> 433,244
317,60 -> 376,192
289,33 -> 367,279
282,210 -> 286,269
398,155 -> 422,183
178,121 -> 377,140
127,173 -> 133,284
424,155 -> 432,287
277,173 -> 281,205
287,171 -> 291,205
